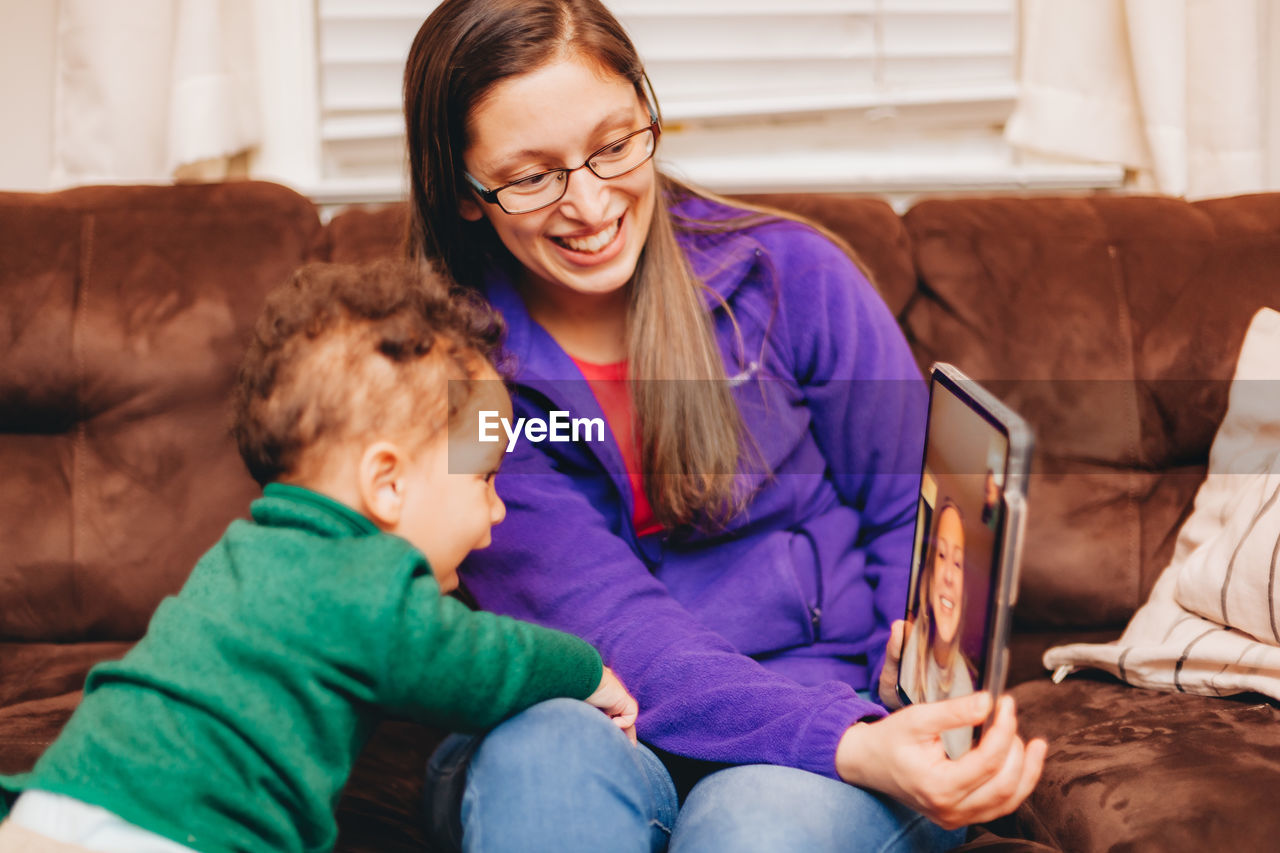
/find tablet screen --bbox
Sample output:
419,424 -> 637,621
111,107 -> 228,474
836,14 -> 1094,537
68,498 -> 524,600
897,375 -> 1010,758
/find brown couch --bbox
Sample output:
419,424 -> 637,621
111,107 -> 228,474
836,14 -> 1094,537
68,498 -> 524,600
4,180 -> 1280,852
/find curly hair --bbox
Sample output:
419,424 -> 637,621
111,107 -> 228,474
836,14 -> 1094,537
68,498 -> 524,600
232,260 -> 505,486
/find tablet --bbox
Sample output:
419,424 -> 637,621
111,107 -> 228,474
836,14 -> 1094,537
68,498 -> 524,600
895,362 -> 1033,759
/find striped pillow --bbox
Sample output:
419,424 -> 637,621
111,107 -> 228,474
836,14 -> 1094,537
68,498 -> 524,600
1045,308 -> 1280,698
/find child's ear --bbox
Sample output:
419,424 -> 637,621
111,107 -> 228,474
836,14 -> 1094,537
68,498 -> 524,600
359,441 -> 406,528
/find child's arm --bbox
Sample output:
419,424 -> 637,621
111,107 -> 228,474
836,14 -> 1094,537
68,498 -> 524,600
380,561 -> 617,732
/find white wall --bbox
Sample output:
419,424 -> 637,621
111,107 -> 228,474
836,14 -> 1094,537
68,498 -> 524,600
0,0 -> 57,190
1269,0 -> 1280,189
247,0 -> 320,191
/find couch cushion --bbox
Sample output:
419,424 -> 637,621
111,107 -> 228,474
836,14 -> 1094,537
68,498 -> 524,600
1006,675 -> 1280,852
1006,629 -> 1119,688
321,204 -> 408,265
0,182 -> 323,642
335,721 -> 439,853
901,194 -> 1280,633
0,641 -> 132,709
0,641 -> 129,775
0,691 -> 81,775
734,193 -> 916,315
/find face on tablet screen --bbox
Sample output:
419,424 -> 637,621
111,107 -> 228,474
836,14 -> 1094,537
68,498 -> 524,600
898,383 -> 1009,758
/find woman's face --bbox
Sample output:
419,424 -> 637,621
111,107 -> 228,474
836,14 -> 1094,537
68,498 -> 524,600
459,53 -> 657,301
929,505 -> 965,646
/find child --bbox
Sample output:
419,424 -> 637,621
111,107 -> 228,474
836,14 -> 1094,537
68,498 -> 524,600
0,260 -> 637,853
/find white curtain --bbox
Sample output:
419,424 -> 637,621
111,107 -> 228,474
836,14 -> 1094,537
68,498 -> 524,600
53,0 -> 260,184
1005,0 -> 1271,198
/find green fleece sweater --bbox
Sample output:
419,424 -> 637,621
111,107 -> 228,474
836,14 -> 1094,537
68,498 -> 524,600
0,484 -> 602,852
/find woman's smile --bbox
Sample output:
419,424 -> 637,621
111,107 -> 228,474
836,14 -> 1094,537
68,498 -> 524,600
549,212 -> 626,263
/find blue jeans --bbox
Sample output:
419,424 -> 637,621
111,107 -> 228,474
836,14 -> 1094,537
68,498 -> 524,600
424,698 -> 966,853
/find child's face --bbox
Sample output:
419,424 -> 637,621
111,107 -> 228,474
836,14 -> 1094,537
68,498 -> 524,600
395,372 -> 511,592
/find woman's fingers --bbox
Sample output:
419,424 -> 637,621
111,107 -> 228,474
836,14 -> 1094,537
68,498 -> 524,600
889,619 -> 906,656
936,697 -> 1045,825
836,692 -> 1044,830
963,716 -> 1025,808
1013,738 -> 1048,806
953,734 -> 1047,825
950,695 -> 1017,786
906,691 -> 993,739
899,694 -> 1042,828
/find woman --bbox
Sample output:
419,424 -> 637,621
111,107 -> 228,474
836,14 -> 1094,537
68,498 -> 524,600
403,1 -> 1045,850
901,499 -> 978,758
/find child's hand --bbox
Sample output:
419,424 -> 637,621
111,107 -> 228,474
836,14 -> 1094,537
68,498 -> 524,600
584,665 -> 638,744
878,619 -> 907,709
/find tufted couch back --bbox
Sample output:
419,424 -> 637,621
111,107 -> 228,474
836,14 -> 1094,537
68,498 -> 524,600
0,183 -> 322,642
901,195 -> 1280,642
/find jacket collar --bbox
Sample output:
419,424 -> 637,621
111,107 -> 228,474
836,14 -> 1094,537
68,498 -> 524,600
672,194 -> 767,306
251,483 -> 381,538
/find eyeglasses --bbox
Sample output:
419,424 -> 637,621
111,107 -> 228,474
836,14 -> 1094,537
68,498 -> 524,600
464,118 -> 661,215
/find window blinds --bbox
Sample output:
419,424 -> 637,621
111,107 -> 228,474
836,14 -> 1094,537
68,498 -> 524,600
313,0 -> 1120,203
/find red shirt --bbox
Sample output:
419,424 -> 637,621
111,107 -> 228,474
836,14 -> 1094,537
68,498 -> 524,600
570,357 -> 662,537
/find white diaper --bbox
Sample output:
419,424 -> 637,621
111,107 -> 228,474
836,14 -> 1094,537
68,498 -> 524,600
8,792 -> 197,853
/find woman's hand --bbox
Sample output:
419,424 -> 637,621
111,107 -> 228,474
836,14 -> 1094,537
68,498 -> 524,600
584,665 -> 639,744
878,618 -> 908,709
835,692 -> 1047,830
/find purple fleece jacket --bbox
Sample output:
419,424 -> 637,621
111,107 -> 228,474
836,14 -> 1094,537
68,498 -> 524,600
459,194 -> 927,781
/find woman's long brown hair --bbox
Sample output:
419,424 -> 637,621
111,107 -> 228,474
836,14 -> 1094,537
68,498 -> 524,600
403,0 -> 752,529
